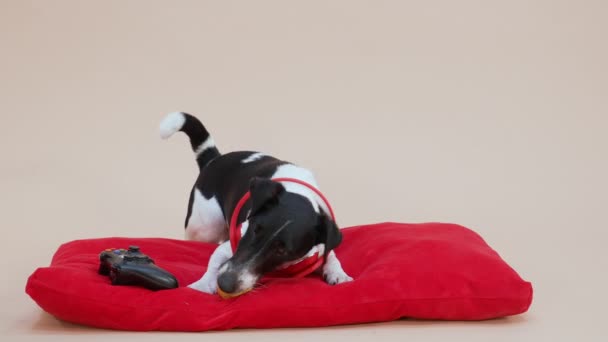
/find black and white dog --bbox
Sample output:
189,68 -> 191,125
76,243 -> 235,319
160,112 -> 352,296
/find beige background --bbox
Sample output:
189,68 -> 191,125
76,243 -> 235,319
1,0 -> 607,341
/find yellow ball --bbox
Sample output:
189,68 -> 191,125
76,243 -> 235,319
217,286 -> 251,299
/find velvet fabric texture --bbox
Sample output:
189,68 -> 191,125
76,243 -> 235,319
26,222 -> 533,331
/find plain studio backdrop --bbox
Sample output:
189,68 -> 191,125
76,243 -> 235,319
1,1 -> 606,341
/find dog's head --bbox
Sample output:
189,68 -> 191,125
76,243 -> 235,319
216,177 -> 342,296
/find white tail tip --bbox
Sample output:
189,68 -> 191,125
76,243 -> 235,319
159,112 -> 186,139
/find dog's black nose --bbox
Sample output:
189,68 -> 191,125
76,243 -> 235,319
217,272 -> 238,294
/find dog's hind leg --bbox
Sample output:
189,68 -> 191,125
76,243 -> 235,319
184,188 -> 228,244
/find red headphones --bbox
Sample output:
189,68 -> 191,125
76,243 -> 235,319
229,178 -> 336,278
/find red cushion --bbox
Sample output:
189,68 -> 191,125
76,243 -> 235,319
25,222 -> 533,331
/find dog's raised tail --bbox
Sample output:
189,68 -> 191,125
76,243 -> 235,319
160,112 -> 220,170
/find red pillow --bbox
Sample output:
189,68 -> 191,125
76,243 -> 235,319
25,222 -> 532,331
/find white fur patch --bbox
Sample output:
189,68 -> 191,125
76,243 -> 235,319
277,243 -> 326,270
185,190 -> 228,244
194,136 -> 216,156
242,152 -> 266,163
238,269 -> 258,291
271,164 -> 331,215
219,261 -> 229,274
240,220 -> 249,236
312,243 -> 326,257
159,112 -> 186,139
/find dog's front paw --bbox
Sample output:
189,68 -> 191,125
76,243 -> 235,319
188,273 -> 218,294
323,268 -> 353,285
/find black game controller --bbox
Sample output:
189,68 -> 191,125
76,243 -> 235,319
98,245 -> 178,291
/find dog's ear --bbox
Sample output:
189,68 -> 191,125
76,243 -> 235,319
249,177 -> 285,215
316,213 -> 342,252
